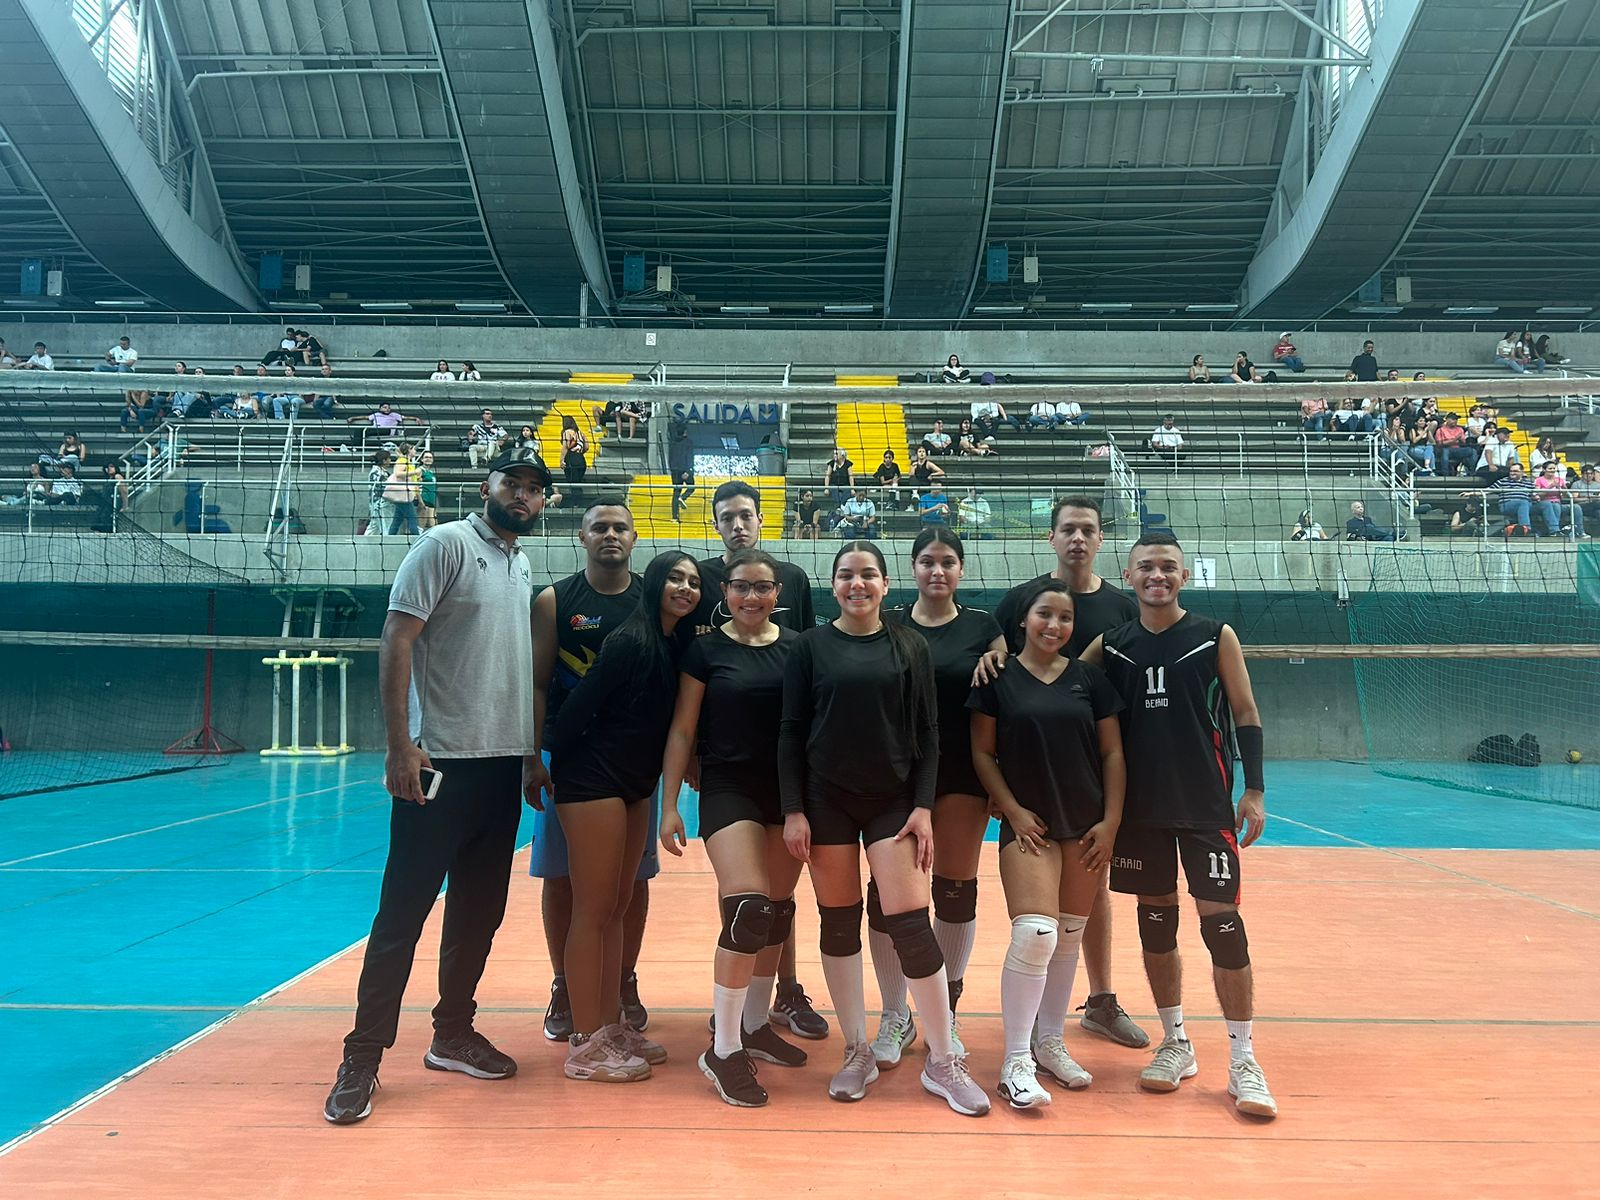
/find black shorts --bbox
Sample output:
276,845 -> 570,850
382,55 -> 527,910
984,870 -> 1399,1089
1109,825 -> 1242,904
699,763 -> 782,841
934,748 -> 986,802
805,779 -> 913,847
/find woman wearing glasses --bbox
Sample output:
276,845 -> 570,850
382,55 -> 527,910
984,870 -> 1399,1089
661,548 -> 809,1107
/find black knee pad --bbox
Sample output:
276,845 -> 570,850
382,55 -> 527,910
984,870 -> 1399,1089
931,875 -> 978,924
881,906 -> 944,980
718,892 -> 775,954
818,901 -> 863,958
1137,904 -> 1180,955
1199,910 -> 1250,970
865,877 -> 887,932
767,897 -> 796,947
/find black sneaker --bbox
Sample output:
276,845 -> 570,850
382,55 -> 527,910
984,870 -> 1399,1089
1077,992 -> 1151,1049
743,1022 -> 808,1067
769,981 -> 829,1040
544,975 -> 573,1042
621,971 -> 649,1032
423,1030 -> 518,1079
698,1047 -> 768,1108
323,1058 -> 379,1124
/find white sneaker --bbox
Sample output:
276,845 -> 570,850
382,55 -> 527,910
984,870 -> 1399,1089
921,1052 -> 991,1116
829,1042 -> 880,1102
1031,1033 -> 1092,1090
1228,1055 -> 1278,1118
1139,1035 -> 1198,1092
998,1053 -> 1052,1109
870,1009 -> 917,1068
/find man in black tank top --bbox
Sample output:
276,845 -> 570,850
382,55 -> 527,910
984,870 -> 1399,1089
983,496 -> 1147,1050
530,501 -> 655,1040
1083,532 -> 1277,1119
686,479 -> 830,1039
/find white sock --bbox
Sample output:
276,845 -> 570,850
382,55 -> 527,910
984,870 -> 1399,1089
820,952 -> 868,1046
867,925 -> 908,1017
932,916 -> 978,1002
712,983 -> 747,1058
905,967 -> 955,1059
1034,912 -> 1088,1039
743,974 -> 776,1034
1002,914 -> 1057,1056
1158,1004 -> 1187,1043
1226,1019 -> 1254,1062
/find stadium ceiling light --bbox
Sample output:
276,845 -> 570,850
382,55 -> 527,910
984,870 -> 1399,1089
1537,305 -> 1592,315
1185,303 -> 1237,312
268,300 -> 323,312
3,298 -> 55,307
455,302 -> 507,313
359,301 -> 412,312
93,298 -> 149,307
1443,306 -> 1498,315
1351,304 -> 1403,315
823,304 -> 876,313
973,304 -> 1026,314
720,305 -> 770,314
617,302 -> 668,313
1082,302 -> 1133,312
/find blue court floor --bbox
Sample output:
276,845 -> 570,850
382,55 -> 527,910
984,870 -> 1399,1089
2,753 -> 1598,1148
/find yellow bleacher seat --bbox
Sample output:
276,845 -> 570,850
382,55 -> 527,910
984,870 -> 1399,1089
626,474 -> 788,540
835,401 -> 908,484
835,374 -> 899,388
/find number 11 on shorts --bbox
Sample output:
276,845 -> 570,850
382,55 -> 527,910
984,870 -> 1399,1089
1208,851 -> 1231,881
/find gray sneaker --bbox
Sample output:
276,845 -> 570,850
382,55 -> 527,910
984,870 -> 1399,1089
1031,1033 -> 1092,1090
1139,1035 -> 1198,1092
870,1009 -> 917,1068
613,1022 -> 668,1066
921,1052 -> 991,1117
829,1042 -> 880,1102
1228,1055 -> 1278,1118
1078,992 -> 1151,1049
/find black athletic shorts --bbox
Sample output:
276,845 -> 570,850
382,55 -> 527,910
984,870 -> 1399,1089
699,763 -> 782,841
1109,825 -> 1242,904
805,778 -> 914,847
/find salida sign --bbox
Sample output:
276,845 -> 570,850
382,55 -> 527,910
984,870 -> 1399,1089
670,401 -> 780,425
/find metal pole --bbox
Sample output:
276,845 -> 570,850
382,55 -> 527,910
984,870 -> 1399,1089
339,660 -> 349,752
315,656 -> 325,750
269,661 -> 282,751
290,662 -> 302,753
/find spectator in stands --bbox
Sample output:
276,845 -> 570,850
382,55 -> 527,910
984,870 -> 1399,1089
1029,398 -> 1063,429
942,354 -> 970,384
1529,436 -> 1559,472
1518,328 -> 1544,369
872,450 -> 904,508
1273,333 -> 1305,373
39,432 -> 87,474
610,396 -> 647,441
1289,509 -> 1328,540
385,446 -> 422,535
917,479 -> 951,526
1,462 -> 51,506
417,450 -> 438,529
835,486 -> 878,539
1466,404 -> 1493,437
793,488 -> 821,539
1346,501 -> 1401,541
96,462 -> 130,518
1476,426 -> 1519,485
296,330 -> 329,368
971,392 -> 1020,439
1330,397 -> 1362,438
957,417 -> 997,456
309,365 -> 337,418
663,418 -> 693,521
1405,414 -> 1437,473
1299,394 -> 1330,439
271,366 -> 306,420
511,424 -> 538,457
19,341 -> 53,370
40,463 -> 83,506
1229,351 -> 1256,383
1350,340 -> 1379,382
0,338 -> 13,367
95,335 -> 139,375
220,385 -> 260,420
1476,462 -> 1541,537
1573,464 -> 1600,524
1149,415 -> 1185,461
262,328 -> 300,367
1433,413 -> 1474,476
922,418 -> 954,457
429,360 -> 456,382
467,409 -> 508,468
1535,460 -> 1584,538
1187,354 -> 1212,384
363,450 -> 393,536
1533,333 -> 1565,365
1449,497 -> 1483,536
168,362 -> 203,418
459,360 -> 482,382
824,446 -> 854,504
559,414 -> 588,495
348,401 -> 416,434
910,444 -> 945,499
1497,330 -> 1545,373
957,487 -> 992,538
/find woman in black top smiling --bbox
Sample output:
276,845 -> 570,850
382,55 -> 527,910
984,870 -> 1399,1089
661,549 -> 807,1108
867,528 -> 1002,1068
779,540 -> 990,1116
968,579 -> 1125,1110
551,550 -> 700,1085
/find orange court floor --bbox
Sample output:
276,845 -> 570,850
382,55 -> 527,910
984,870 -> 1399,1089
3,840 -> 1597,1200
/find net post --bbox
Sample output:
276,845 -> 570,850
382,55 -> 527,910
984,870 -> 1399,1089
290,662 -> 302,753
339,659 -> 350,753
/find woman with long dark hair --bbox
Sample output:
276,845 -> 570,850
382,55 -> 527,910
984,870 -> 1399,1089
779,540 -> 990,1116
867,529 -> 1003,1067
969,578 -> 1125,1108
550,550 -> 701,1083
661,548 -> 808,1107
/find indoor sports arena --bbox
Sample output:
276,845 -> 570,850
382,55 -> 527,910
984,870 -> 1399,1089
2,0 -> 1598,1194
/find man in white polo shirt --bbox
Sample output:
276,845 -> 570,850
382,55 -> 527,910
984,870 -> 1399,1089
324,449 -> 553,1126
94,335 -> 139,373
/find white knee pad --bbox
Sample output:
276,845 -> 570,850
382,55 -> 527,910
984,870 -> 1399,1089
1004,914 -> 1058,976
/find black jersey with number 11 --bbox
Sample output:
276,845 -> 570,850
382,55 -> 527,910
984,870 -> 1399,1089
1098,612 -> 1235,830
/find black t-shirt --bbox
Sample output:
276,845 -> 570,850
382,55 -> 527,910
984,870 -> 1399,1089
825,459 -> 852,486
681,626 -> 797,774
778,623 -> 939,813
693,555 -> 816,635
546,570 -> 643,735
796,499 -> 820,526
968,658 -> 1123,840
995,574 -> 1139,657
873,462 -> 902,483
549,634 -> 680,803
1098,612 -> 1235,829
911,460 -> 938,485
891,604 -> 1001,796
1351,352 -> 1379,382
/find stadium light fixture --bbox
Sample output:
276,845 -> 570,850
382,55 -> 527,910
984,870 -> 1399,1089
823,304 -> 876,314
973,305 -> 1026,314
1443,306 -> 1498,315
268,300 -> 322,312
720,305 -> 770,314
618,302 -> 668,314
93,298 -> 149,308
1185,303 -> 1236,312
359,301 -> 412,312
1082,302 -> 1133,312
455,302 -> 508,313
1351,305 -> 1403,315
1537,306 -> 1592,316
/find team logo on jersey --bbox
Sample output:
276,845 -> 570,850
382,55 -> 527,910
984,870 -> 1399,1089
475,556 -> 488,572
568,612 -> 604,631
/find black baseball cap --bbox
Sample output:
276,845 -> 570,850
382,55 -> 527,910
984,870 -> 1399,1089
487,449 -> 553,486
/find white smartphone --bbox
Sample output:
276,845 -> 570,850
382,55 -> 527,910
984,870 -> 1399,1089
419,768 -> 444,801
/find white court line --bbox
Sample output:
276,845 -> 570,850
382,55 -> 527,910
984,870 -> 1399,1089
1272,813 -> 1600,921
0,775 -> 381,868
